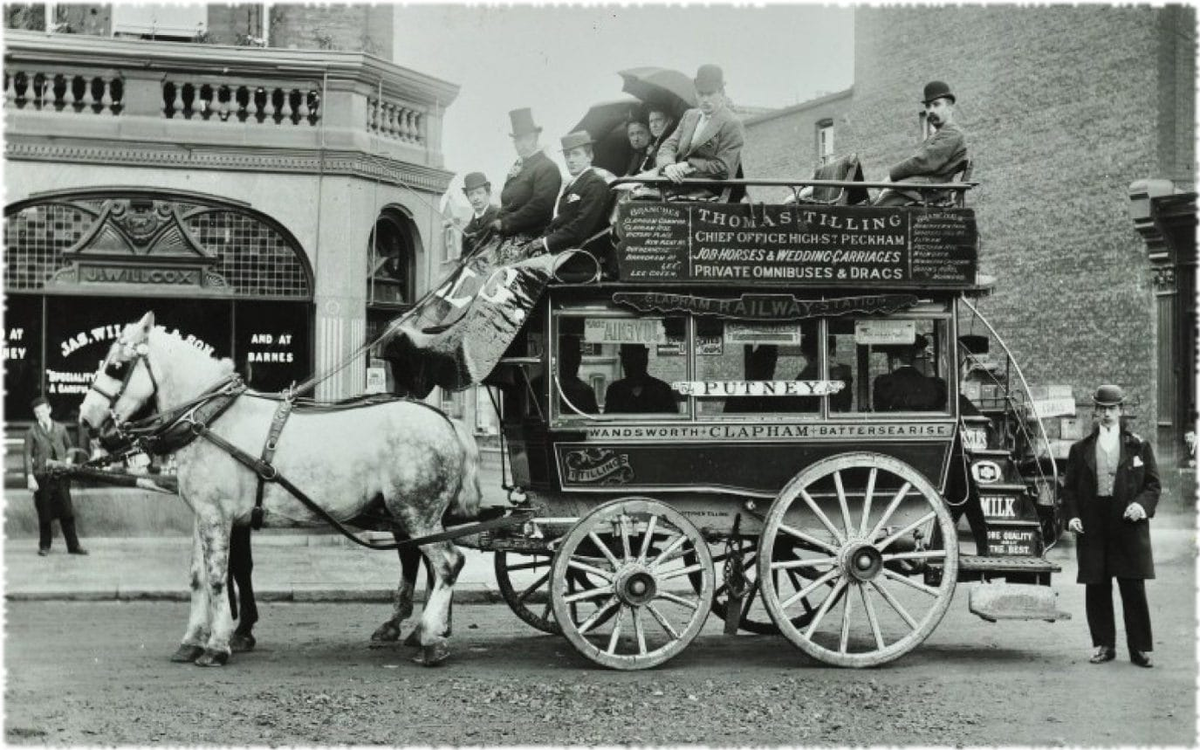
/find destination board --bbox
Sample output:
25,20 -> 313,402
614,202 -> 978,287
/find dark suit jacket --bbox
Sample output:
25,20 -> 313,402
604,376 -> 677,414
498,150 -> 562,237
23,421 -> 72,477
541,168 -> 611,254
623,147 -> 653,177
1063,428 -> 1160,583
873,366 -> 947,412
888,121 -> 967,203
461,204 -> 499,257
656,106 -> 745,181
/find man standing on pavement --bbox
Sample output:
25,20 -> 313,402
23,395 -> 88,556
492,108 -> 562,241
656,64 -> 746,200
1064,385 -> 1160,668
873,80 -> 968,206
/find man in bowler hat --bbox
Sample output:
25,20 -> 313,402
23,396 -> 88,556
1064,385 -> 1160,668
457,171 -> 499,257
525,131 -> 611,256
656,64 -> 746,200
874,80 -> 968,206
492,108 -> 562,240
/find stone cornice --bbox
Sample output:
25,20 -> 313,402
5,137 -> 455,193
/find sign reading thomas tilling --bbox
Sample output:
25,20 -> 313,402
614,203 -> 977,286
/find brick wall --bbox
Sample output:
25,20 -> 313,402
205,4 -> 265,46
269,4 -> 393,60
741,89 -> 852,203
745,6 -> 1197,439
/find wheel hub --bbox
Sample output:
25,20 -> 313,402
841,542 -> 883,582
614,565 -> 658,606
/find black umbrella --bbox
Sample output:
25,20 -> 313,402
618,67 -> 696,120
570,96 -> 643,176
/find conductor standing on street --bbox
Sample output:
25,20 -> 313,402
23,395 -> 88,556
1063,385 -> 1160,668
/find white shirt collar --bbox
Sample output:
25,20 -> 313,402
1098,424 -> 1120,451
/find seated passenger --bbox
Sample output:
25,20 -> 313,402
724,344 -> 778,414
873,81 -> 967,207
644,106 -> 677,172
622,119 -> 654,177
534,335 -> 598,415
873,335 -> 948,412
523,131 -> 612,256
791,335 -> 855,412
655,64 -> 745,201
604,344 -> 677,414
454,171 -> 499,257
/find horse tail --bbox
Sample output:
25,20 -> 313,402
449,417 -> 482,519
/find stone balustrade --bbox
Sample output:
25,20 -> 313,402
4,69 -> 124,115
367,95 -> 424,143
162,79 -> 321,125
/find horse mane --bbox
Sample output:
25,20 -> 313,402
147,325 -> 236,377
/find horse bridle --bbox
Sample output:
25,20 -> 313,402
88,342 -> 160,433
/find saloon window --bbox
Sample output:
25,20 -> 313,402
829,315 -> 951,414
553,315 -> 686,419
694,318 -> 825,418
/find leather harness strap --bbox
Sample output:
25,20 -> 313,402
252,398 -> 293,529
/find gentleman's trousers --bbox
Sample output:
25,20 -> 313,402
1086,577 -> 1152,653
33,479 -> 82,553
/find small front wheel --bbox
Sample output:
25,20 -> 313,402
551,497 -> 713,670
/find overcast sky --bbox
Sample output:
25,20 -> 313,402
391,5 -> 855,209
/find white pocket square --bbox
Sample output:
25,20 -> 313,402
1132,456 -> 1144,467
567,193 -> 581,203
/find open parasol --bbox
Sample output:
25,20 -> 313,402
569,96 -> 643,176
618,67 -> 696,120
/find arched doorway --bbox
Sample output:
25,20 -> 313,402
365,206 -> 420,343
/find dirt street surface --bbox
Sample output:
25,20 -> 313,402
6,532 -> 1196,750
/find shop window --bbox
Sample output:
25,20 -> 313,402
3,294 -> 44,422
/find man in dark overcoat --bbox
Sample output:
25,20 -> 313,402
492,108 -> 562,240
526,131 -> 611,256
23,395 -> 88,556
1063,384 -> 1160,668
457,171 -> 499,257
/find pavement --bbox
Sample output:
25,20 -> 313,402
5,509 -> 1196,604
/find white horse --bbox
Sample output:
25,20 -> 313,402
78,312 -> 481,667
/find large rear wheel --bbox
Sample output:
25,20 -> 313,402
758,452 -> 958,668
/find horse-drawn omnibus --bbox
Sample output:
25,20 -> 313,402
473,176 -> 1070,669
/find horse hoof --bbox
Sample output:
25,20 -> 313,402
194,650 -> 229,667
230,633 -> 256,653
169,645 -> 204,663
413,642 -> 450,667
371,624 -> 402,642
402,629 -> 422,648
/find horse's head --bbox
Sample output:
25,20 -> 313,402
79,312 -> 160,450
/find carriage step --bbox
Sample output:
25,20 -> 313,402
958,555 -> 1060,573
968,582 -> 1072,623
966,447 -> 1013,458
974,482 -> 1030,494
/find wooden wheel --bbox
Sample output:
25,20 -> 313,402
494,551 -> 614,635
758,452 -> 958,668
550,497 -> 714,670
688,537 -> 820,635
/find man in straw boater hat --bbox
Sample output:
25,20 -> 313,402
491,107 -> 562,241
457,171 -> 499,257
1063,385 -> 1161,668
522,130 -> 611,257
655,63 -> 746,201
873,80 -> 968,206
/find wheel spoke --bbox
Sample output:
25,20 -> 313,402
782,568 -> 839,610
869,580 -> 917,629
633,607 -> 648,655
740,578 -> 761,621
576,596 -> 620,635
650,533 -> 687,567
646,602 -> 681,640
563,584 -> 614,604
833,471 -> 854,537
515,570 -> 552,603
880,549 -> 947,563
859,583 -> 885,650
606,608 -> 625,655
877,511 -> 937,551
839,582 -> 855,654
867,481 -> 912,541
656,590 -> 700,610
777,522 -> 839,554
770,555 -> 838,572
505,557 -> 552,573
803,577 -> 849,639
881,567 -> 941,596
588,531 -> 623,569
540,598 -> 554,622
859,467 -> 878,537
637,515 -> 658,562
566,557 -> 614,582
798,488 -> 846,544
657,561 -> 708,582
618,515 -> 633,561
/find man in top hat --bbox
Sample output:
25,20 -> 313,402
872,334 -> 948,412
1063,385 -> 1160,668
492,108 -> 562,239
873,80 -> 968,207
457,171 -> 499,257
655,64 -> 746,200
525,131 -> 611,256
23,396 -> 88,556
